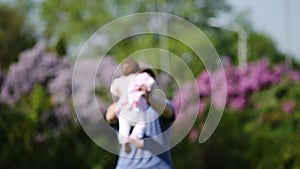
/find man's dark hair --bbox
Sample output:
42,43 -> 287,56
139,68 -> 156,80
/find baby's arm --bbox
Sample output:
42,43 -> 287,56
144,73 -> 155,91
111,79 -> 122,98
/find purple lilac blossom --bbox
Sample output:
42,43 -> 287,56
228,95 -> 247,111
210,68 -> 227,108
172,82 -> 194,114
198,100 -> 207,116
270,63 -> 286,83
35,133 -> 46,143
53,104 -> 72,128
96,56 -> 121,88
0,70 -> 5,90
173,58 -> 298,115
157,72 -> 173,90
0,45 -> 45,104
73,57 -> 119,123
173,58 -> 300,142
188,128 -> 199,142
288,70 -> 300,82
0,45 -> 78,142
196,70 -> 211,96
0,46 -> 118,124
47,57 -> 72,105
0,46 -> 64,104
282,100 -> 296,114
221,56 -> 232,67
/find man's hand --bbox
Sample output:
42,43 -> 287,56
105,103 -> 118,124
144,89 -> 174,119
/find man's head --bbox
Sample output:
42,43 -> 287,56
122,58 -> 140,76
139,68 -> 156,80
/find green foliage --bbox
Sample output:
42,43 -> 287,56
0,5 -> 35,70
172,77 -> 300,169
7,0 -> 230,59
172,138 -> 204,169
95,86 -> 112,103
55,37 -> 67,56
208,30 -> 287,65
109,34 -> 204,75
208,29 -> 238,63
0,87 -> 117,169
248,32 -> 285,64
0,104 -> 35,168
1,1 -> 299,168
243,78 -> 300,169
28,84 -> 50,122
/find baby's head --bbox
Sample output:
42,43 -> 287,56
122,58 -> 140,76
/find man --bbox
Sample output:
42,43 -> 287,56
105,59 -> 176,169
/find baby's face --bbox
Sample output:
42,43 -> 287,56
140,85 -> 147,93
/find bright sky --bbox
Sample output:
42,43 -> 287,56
227,0 -> 300,61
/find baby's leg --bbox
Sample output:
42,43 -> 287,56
130,123 -> 146,149
118,115 -> 131,153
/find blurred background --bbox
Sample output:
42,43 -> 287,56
0,0 -> 300,169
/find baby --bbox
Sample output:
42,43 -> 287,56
110,59 -> 156,153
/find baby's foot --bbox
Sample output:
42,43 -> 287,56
129,136 -> 144,149
123,142 -> 131,154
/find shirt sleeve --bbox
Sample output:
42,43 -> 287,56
103,111 -> 119,131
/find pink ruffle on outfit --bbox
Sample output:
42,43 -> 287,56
127,72 -> 155,111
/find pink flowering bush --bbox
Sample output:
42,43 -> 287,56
173,58 -> 299,115
172,58 -> 300,169
1,44 -> 300,169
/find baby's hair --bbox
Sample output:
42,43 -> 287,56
122,58 -> 140,76
139,68 -> 156,80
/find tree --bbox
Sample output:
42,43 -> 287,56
248,32 -> 285,64
0,5 -> 35,70
6,0 -> 229,58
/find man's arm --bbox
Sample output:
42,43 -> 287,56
107,89 -> 175,124
150,96 -> 174,119
144,90 -> 175,119
105,103 -> 118,124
